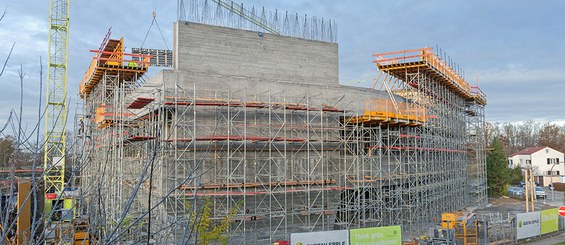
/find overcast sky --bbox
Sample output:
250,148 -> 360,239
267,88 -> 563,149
0,0 -> 564,133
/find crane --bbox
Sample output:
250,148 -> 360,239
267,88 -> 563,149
44,0 -> 70,220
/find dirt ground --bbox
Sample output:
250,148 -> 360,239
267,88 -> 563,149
478,194 -> 561,219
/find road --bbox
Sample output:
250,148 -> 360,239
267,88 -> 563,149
525,232 -> 565,245
543,189 -> 565,206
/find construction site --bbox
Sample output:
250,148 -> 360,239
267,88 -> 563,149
72,0 -> 488,243
1,0 -> 495,244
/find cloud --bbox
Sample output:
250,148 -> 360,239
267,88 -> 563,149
1,0 -> 565,134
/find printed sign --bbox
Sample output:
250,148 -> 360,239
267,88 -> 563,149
541,208 -> 559,234
516,211 -> 541,239
350,225 -> 402,245
291,229 -> 349,245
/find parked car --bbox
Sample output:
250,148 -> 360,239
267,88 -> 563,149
520,181 -> 539,187
507,186 -> 524,197
535,186 -> 546,199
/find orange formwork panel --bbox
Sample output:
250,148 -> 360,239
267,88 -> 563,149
373,47 -> 487,105
94,104 -> 135,128
79,37 -> 151,99
344,98 -> 426,126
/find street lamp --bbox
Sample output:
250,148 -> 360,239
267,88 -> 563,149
549,162 -> 565,204
548,161 -> 565,201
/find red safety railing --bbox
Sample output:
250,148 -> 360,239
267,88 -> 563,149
471,86 -> 487,105
373,47 -> 432,65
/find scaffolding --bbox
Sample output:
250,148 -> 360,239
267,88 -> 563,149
367,47 -> 488,236
75,31 -> 487,244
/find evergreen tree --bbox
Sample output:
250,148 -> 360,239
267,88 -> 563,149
487,137 -> 521,196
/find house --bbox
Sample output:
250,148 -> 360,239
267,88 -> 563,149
508,146 -> 565,186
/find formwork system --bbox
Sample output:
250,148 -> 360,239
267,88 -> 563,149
75,21 -> 486,245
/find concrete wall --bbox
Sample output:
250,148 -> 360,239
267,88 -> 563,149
174,22 -> 339,89
167,21 -> 390,112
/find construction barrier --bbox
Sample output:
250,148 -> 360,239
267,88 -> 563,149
350,226 -> 402,245
516,211 -> 541,239
515,208 -> 562,241
540,208 -> 559,234
290,230 -> 349,245
289,225 -> 402,245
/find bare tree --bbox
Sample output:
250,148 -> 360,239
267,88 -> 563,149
0,7 -> 6,22
0,6 -> 14,78
538,123 -> 565,152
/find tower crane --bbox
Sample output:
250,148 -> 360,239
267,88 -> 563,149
44,0 -> 70,220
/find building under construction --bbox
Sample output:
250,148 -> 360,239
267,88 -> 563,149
74,1 -> 487,243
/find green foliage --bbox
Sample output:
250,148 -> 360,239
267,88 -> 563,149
509,166 -> 523,184
0,136 -> 15,167
487,137 -> 523,197
184,197 -> 241,245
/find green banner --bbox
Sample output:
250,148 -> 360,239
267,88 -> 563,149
540,208 -> 559,234
350,225 -> 402,245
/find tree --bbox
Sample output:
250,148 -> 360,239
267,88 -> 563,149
484,122 -> 499,146
185,197 -> 241,245
0,136 -> 15,168
508,166 -> 523,185
487,137 -> 522,197
538,123 -> 565,153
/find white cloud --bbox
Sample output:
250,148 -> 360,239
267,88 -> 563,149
0,14 -> 47,58
477,66 -> 565,85
1,0 -> 565,133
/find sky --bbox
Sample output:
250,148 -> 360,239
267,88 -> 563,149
0,0 -> 564,135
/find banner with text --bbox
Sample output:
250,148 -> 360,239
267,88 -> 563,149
291,229 -> 349,245
349,225 -> 402,245
516,211 -> 541,240
541,208 -> 559,234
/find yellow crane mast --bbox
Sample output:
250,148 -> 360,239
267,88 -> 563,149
44,0 -> 70,218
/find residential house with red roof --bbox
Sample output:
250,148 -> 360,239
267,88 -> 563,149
508,146 -> 564,186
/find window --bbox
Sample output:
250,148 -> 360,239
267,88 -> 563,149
546,171 -> 561,176
508,159 -> 513,167
526,160 -> 531,165
548,158 -> 559,165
